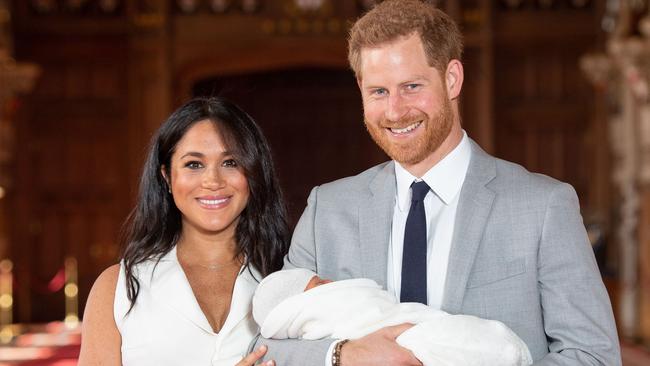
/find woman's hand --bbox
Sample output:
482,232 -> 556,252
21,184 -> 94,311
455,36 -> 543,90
236,345 -> 275,366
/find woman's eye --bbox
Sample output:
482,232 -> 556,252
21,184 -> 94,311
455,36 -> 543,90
185,161 -> 202,169
223,159 -> 238,168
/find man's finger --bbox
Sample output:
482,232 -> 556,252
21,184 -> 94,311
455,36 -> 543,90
381,323 -> 416,339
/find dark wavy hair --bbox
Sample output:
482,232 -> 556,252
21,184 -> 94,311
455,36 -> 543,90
121,97 -> 290,307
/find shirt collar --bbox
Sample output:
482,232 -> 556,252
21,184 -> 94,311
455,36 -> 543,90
395,131 -> 471,212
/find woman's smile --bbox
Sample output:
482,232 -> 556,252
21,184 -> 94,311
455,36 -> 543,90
196,195 -> 231,209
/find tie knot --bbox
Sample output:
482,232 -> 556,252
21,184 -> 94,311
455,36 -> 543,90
410,181 -> 430,202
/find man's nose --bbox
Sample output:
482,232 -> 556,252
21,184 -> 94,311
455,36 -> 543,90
385,93 -> 408,122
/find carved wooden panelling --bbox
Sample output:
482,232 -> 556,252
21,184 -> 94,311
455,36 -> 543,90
26,0 -> 124,16
498,0 -> 593,10
493,0 -> 600,210
11,37 -> 131,322
13,108 -> 130,321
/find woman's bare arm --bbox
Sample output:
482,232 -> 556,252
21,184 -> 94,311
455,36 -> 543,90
78,264 -> 121,366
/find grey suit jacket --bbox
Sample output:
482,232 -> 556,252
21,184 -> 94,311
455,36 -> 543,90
259,140 -> 621,365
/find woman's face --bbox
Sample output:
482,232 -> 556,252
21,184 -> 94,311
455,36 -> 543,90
164,119 -> 250,239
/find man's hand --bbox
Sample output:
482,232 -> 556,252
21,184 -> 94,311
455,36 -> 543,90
340,323 -> 422,366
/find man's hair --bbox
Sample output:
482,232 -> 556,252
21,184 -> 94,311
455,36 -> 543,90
348,0 -> 463,78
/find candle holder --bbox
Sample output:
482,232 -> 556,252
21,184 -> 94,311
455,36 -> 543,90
0,259 -> 13,344
63,257 -> 79,329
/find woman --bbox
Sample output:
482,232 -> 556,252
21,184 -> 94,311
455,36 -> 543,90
79,97 -> 288,365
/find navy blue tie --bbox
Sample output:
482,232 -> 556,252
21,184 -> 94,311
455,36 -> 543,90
400,180 -> 430,304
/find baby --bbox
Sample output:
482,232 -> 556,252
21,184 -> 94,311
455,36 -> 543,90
253,268 -> 532,366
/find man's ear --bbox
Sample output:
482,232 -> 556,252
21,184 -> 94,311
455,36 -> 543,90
445,59 -> 464,100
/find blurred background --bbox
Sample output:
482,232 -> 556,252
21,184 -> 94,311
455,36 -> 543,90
1,0 -> 650,364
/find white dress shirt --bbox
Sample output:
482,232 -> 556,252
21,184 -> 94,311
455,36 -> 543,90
387,131 -> 471,309
326,132 -> 471,364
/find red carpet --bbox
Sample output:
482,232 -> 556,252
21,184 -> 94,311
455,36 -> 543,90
0,322 -> 79,366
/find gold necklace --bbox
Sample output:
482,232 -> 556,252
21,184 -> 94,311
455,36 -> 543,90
178,248 -> 238,271
192,259 -> 236,271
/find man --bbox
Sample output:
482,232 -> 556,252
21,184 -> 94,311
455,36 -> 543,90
258,0 -> 621,365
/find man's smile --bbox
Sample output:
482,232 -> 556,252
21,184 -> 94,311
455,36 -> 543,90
388,121 -> 423,135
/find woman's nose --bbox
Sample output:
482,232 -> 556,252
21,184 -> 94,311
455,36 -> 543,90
202,167 -> 225,189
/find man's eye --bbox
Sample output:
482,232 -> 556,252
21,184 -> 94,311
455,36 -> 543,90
223,159 -> 238,168
373,89 -> 387,96
405,84 -> 420,91
185,161 -> 202,169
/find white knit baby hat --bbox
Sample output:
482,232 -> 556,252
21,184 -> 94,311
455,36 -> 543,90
252,268 -> 317,326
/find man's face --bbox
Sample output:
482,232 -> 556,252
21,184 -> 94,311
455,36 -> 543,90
358,33 -> 455,171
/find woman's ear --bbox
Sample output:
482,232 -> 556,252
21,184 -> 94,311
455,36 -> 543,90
445,59 -> 464,100
160,166 -> 171,193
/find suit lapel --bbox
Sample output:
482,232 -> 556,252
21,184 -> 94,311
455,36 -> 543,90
442,141 -> 496,313
359,162 -> 396,288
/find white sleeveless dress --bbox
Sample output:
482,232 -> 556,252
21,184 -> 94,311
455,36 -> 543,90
114,246 -> 261,366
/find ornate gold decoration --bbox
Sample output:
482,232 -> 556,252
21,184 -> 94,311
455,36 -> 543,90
581,0 -> 650,340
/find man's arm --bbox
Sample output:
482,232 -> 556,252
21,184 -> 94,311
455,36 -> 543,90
254,188 -> 333,365
255,337 -> 335,365
534,183 -> 621,365
254,187 -> 420,366
283,187 -> 320,271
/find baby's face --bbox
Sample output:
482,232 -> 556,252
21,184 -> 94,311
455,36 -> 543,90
304,275 -> 333,291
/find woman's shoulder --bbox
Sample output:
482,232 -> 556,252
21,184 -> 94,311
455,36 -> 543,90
86,264 -> 121,312
97,264 -> 121,284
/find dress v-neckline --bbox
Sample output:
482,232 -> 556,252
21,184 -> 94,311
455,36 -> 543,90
150,247 -> 257,336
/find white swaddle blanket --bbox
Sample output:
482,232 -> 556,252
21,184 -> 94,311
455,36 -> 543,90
253,269 -> 532,366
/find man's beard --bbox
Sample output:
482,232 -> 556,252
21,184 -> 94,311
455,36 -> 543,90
364,98 -> 454,166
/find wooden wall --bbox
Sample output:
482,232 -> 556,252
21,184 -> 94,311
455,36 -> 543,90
8,0 -> 608,322
12,35 -> 133,321
493,1 -> 608,216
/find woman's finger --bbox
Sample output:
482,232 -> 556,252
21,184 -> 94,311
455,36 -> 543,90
235,345 -> 275,366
